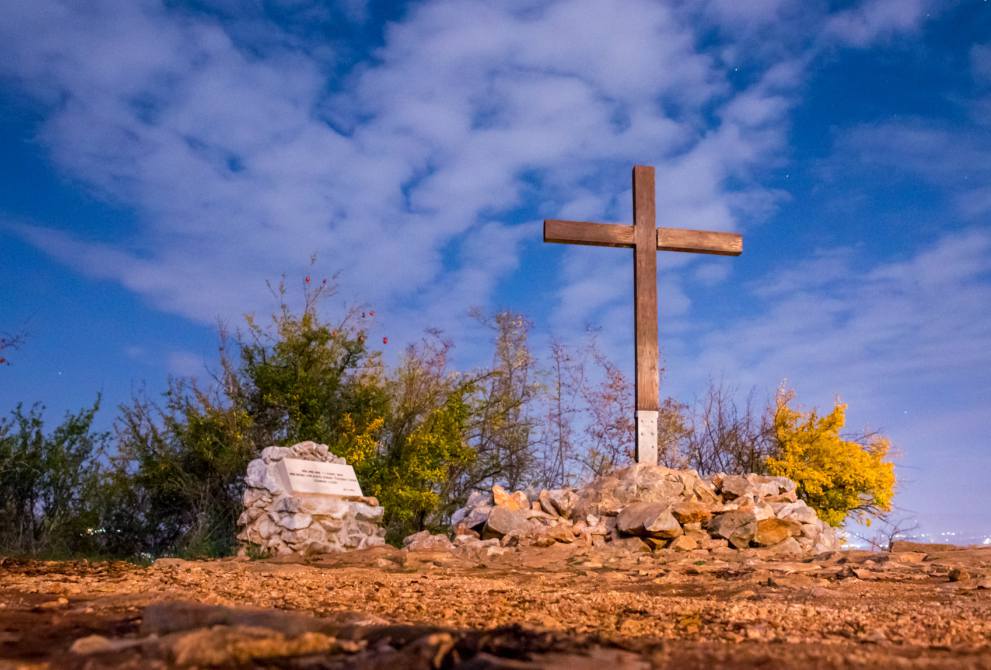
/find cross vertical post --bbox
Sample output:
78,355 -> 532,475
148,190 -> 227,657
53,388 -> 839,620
543,165 -> 743,466
632,166 -> 659,465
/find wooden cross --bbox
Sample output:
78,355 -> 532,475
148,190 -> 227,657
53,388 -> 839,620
543,165 -> 743,465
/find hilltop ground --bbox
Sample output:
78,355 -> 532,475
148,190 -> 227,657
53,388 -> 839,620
1,542 -> 990,669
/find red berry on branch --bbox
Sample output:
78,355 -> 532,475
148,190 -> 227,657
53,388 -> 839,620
305,275 -> 311,284
382,337 -> 389,345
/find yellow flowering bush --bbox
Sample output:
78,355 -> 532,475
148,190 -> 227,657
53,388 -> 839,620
765,392 -> 895,527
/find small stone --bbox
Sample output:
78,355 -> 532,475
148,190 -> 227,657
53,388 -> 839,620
403,531 -> 454,552
260,446 -> 292,462
812,524 -> 840,553
69,635 -> 113,655
764,536 -> 803,557
616,502 -> 683,539
948,567 -> 970,582
545,488 -> 578,518
278,513 -> 313,531
492,485 -> 528,511
764,491 -> 798,503
301,497 -> 349,517
708,510 -> 758,549
753,518 -> 801,547
753,502 -> 775,521
245,459 -> 285,495
641,536 -> 667,551
69,635 -> 142,655
704,537 -> 730,551
719,474 -> 753,500
668,535 -> 698,552
887,551 -> 926,563
692,480 -> 721,505
463,505 -> 493,530
38,597 -> 69,610
774,501 -> 818,525
746,474 -> 782,499
510,491 -> 529,509
465,490 -> 491,508
611,536 -> 652,553
542,524 -> 576,544
671,501 -> 712,524
538,490 -> 558,516
273,496 -> 303,514
352,502 -> 384,522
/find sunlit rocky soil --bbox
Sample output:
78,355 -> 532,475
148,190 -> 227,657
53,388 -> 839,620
1,541 -> 990,668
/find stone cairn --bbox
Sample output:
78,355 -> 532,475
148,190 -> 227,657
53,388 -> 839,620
237,441 -> 386,556
404,464 -> 838,557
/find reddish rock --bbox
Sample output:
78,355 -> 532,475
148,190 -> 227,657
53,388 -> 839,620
492,485 -> 528,511
616,502 -> 683,539
671,501 -> 712,524
668,535 -> 699,552
754,518 -> 801,547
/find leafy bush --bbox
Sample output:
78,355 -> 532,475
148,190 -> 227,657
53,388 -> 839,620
112,385 -> 255,557
0,401 -> 107,556
765,391 -> 895,526
368,335 -> 477,541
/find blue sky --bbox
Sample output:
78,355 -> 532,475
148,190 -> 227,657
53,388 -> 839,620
1,0 -> 989,535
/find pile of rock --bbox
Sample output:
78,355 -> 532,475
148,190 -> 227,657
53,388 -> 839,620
237,442 -> 386,556
407,464 -> 837,556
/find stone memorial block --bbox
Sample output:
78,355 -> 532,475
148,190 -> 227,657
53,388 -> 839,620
277,458 -> 363,497
237,441 -> 385,556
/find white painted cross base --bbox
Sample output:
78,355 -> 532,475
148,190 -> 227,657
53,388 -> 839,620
635,409 -> 658,465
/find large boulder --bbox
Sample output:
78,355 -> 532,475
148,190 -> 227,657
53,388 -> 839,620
718,474 -> 754,500
538,489 -> 578,518
482,507 -> 532,540
573,464 -> 689,518
753,518 -> 801,547
616,502 -> 683,539
708,510 -> 758,549
403,531 -> 455,552
671,500 -> 712,525
773,501 -> 819,525
492,485 -> 529,511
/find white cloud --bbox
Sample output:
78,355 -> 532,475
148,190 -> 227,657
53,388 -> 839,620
822,0 -> 931,47
0,0 -> 724,336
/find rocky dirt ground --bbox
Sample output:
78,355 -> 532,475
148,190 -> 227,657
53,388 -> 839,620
1,542 -> 990,669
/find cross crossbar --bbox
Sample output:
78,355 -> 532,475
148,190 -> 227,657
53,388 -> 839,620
544,220 -> 743,256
